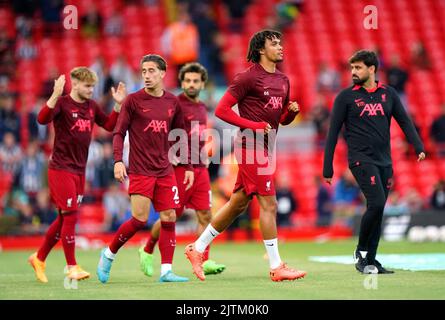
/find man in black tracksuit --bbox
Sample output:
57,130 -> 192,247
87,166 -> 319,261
323,50 -> 426,274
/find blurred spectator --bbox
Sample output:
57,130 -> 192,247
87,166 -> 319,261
191,3 -> 226,86
0,51 -> 16,78
28,97 -> 49,143
16,37 -> 38,60
110,55 -> 134,92
129,70 -> 144,93
90,56 -> 106,101
275,173 -> 298,226
405,188 -> 424,214
16,140 -> 46,198
4,189 -> 34,232
86,139 -> 103,188
103,183 -> 130,232
82,181 -> 98,204
373,46 -> 386,72
81,5 -> 103,38
0,30 -> 15,77
0,77 -> 10,96
275,0 -> 304,31
411,41 -> 431,70
308,93 -> 330,149
40,0 -> 64,36
223,0 -> 252,32
12,0 -> 38,18
332,170 -> 362,226
402,113 -> 421,158
96,142 -> 115,189
315,176 -> 332,226
430,180 -> 445,210
0,132 -> 23,176
104,9 -> 124,37
316,62 -> 341,96
386,55 -> 409,110
101,64 -> 117,112
34,188 -> 56,226
0,94 -> 21,141
15,16 -> 34,39
383,191 -> 409,216
430,103 -> 445,157
161,4 -> 199,74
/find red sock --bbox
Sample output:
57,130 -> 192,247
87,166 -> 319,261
159,221 -> 176,264
144,235 -> 158,254
37,213 -> 64,261
109,217 -> 146,254
61,211 -> 78,266
203,245 -> 210,262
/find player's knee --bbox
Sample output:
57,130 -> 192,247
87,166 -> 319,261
369,201 -> 385,214
132,211 -> 148,222
261,200 -> 278,215
160,209 -> 176,222
232,200 -> 249,214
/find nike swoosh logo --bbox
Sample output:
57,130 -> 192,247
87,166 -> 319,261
71,109 -> 79,113
354,99 -> 363,103
142,108 -> 151,113
187,115 -> 194,120
209,231 -> 216,237
266,244 -> 274,246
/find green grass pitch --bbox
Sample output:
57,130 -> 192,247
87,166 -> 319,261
1,239 -> 444,300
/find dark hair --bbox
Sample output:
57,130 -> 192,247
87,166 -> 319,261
178,62 -> 208,83
349,50 -> 379,72
140,54 -> 167,71
247,29 -> 282,63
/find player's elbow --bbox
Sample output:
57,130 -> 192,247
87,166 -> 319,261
37,115 -> 49,125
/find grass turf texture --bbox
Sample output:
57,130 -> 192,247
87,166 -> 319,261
1,239 -> 444,300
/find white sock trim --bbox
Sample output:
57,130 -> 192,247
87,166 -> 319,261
161,264 -> 172,276
195,224 -> 219,253
264,238 -> 281,269
104,247 -> 116,260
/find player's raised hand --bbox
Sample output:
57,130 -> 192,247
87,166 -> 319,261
184,170 -> 194,191
111,82 -> 127,107
52,75 -> 66,98
417,152 -> 426,162
288,101 -> 300,113
114,161 -> 127,183
47,75 -> 66,109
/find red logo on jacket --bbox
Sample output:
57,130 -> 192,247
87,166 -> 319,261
360,103 -> 385,117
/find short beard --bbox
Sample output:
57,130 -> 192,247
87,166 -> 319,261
352,76 -> 368,85
185,89 -> 199,99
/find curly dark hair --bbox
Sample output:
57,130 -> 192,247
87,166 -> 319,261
178,62 -> 208,83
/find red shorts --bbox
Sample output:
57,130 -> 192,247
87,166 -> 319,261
175,166 -> 211,216
233,163 -> 276,197
48,168 -> 85,211
128,172 -> 180,212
